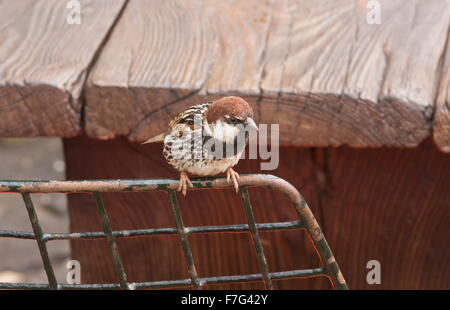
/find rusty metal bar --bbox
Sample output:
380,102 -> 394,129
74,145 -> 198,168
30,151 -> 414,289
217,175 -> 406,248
21,193 -> 58,289
0,174 -> 348,290
0,268 -> 325,290
167,191 -> 201,289
0,220 -> 303,241
239,187 -> 273,290
314,237 -> 348,290
282,189 -> 348,290
92,192 -> 129,289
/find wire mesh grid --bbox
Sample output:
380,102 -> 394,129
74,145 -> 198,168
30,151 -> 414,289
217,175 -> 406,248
0,174 -> 348,290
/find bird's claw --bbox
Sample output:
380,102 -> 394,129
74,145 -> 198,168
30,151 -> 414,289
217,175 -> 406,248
226,168 -> 240,193
178,171 -> 193,196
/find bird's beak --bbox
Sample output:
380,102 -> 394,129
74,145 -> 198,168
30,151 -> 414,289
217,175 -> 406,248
246,117 -> 259,132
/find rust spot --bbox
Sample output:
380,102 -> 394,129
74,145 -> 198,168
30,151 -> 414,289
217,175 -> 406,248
337,271 -> 346,284
18,180 -> 129,193
130,184 -> 158,191
0,185 -> 10,192
304,218 -> 322,242
211,178 -> 228,187
327,256 -> 336,265
167,182 -> 179,190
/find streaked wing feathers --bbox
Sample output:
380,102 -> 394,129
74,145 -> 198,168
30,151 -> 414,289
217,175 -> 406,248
168,101 -> 213,129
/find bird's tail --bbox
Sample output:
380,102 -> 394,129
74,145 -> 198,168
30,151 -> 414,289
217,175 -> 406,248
142,133 -> 165,144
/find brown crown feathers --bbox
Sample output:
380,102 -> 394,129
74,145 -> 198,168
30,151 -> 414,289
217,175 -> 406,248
206,96 -> 254,124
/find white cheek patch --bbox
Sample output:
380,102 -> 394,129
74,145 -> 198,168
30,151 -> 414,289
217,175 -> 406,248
211,121 -> 239,142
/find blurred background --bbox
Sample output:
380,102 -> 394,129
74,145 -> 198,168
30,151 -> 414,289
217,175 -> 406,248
0,138 -> 69,283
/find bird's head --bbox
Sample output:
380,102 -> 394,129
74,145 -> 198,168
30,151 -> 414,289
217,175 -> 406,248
205,96 -> 258,141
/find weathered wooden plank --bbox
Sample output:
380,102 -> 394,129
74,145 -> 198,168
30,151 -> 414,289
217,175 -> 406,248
0,0 -> 127,137
85,0 -> 273,140
433,23 -> 450,152
263,0 -> 450,147
85,0 -> 450,147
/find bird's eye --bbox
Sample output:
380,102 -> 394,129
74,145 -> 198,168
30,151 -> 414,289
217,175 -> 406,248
226,116 -> 242,124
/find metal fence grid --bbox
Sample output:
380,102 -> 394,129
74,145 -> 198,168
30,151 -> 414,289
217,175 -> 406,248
0,174 -> 348,290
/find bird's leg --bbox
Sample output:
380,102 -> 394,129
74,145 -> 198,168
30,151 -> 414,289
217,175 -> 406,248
226,167 -> 240,193
178,171 -> 193,196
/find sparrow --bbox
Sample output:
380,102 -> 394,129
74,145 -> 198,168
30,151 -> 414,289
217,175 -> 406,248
143,96 -> 258,196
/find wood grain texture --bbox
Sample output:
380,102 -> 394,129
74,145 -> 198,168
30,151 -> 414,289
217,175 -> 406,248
0,0 -> 126,137
433,22 -> 450,152
85,0 -> 273,140
264,0 -> 450,147
64,137 -> 450,289
2,0 -> 450,148
84,0 -> 450,148
323,139 -> 450,289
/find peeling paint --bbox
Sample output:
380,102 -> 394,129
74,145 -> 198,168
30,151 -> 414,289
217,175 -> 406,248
305,219 -> 322,242
337,271 -> 346,285
167,182 -> 179,190
0,185 -> 10,192
17,180 -> 129,193
130,184 -> 158,191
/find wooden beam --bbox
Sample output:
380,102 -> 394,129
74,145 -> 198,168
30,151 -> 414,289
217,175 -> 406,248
85,0 -> 450,147
0,0 -> 127,137
2,0 -> 450,149
85,0 -> 274,140
433,22 -> 450,152
263,0 -> 450,147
